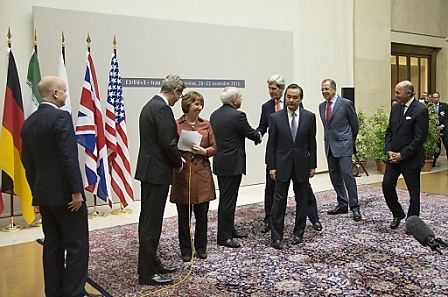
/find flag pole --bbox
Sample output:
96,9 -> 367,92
85,34 -> 105,220
1,28 -> 24,232
29,29 -> 42,228
110,35 -> 132,216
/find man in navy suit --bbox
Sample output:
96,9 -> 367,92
267,83 -> 317,249
382,80 -> 428,229
210,87 -> 261,248
257,75 -> 322,234
319,79 -> 361,221
21,76 -> 89,297
432,92 -> 448,166
135,75 -> 185,286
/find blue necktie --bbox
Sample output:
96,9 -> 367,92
400,104 -> 405,121
291,112 -> 297,141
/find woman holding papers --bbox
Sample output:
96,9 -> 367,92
170,91 -> 217,262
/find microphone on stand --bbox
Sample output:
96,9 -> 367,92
406,216 -> 448,254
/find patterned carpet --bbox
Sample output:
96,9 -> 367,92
87,185 -> 448,296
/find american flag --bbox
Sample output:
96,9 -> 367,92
105,53 -> 134,207
75,51 -> 112,207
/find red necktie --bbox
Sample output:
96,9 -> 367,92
326,101 -> 332,124
276,100 -> 281,112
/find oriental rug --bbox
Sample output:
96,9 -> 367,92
87,185 -> 448,296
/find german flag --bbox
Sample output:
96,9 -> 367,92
0,49 -> 34,224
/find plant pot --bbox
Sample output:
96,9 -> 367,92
421,159 -> 434,172
380,162 -> 386,174
375,159 -> 382,172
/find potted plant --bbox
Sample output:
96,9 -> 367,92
370,106 -> 389,173
422,102 -> 440,172
353,110 -> 373,173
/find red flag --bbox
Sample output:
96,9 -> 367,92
0,49 -> 34,223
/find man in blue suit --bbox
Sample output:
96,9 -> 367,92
267,83 -> 317,249
319,79 -> 361,221
21,76 -> 89,297
257,75 -> 322,234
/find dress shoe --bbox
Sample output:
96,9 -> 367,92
139,274 -> 173,286
327,206 -> 348,215
181,255 -> 192,262
83,291 -> 104,297
261,223 -> 271,233
232,230 -> 248,238
352,210 -> 362,222
312,221 -> 323,231
390,213 -> 406,229
195,252 -> 207,259
157,264 -> 176,274
292,236 -> 303,245
271,239 -> 282,249
217,239 -> 241,248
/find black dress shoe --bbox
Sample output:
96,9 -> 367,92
157,264 -> 176,274
352,210 -> 362,222
139,274 -> 173,286
217,239 -> 241,248
232,230 -> 248,238
261,223 -> 271,233
390,213 -> 406,229
292,236 -> 303,245
327,206 -> 348,215
312,222 -> 323,231
271,239 -> 282,249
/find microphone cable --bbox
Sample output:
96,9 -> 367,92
142,153 -> 196,296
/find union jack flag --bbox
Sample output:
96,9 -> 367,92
75,51 -> 112,207
105,53 -> 134,207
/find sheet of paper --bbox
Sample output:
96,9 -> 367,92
178,130 -> 202,152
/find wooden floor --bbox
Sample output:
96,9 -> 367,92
1,170 -> 447,297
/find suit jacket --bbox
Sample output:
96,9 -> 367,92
267,107 -> 317,182
385,98 -> 429,169
135,95 -> 182,185
319,96 -> 359,158
21,104 -> 85,206
210,104 -> 261,176
436,101 -> 448,130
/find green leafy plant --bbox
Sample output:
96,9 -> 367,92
370,106 -> 389,163
354,110 -> 373,161
423,103 -> 440,159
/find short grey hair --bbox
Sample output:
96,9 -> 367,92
322,79 -> 337,89
267,74 -> 285,89
402,80 -> 415,95
160,74 -> 186,93
220,87 -> 240,104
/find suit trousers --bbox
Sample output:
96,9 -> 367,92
176,202 -> 209,257
434,132 -> 448,162
327,150 -> 359,211
40,203 -> 88,297
382,162 -> 421,217
217,174 -> 242,242
270,170 -> 308,241
138,182 -> 169,276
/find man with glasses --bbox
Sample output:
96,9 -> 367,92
432,91 -> 448,166
135,74 -> 186,286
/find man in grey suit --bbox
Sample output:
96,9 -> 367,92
135,75 -> 185,286
319,79 -> 361,221
210,87 -> 261,248
267,83 -> 317,249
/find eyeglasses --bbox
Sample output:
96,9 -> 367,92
176,89 -> 184,98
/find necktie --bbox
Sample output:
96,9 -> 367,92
291,112 -> 297,141
276,100 -> 281,112
326,101 -> 332,124
400,104 -> 405,121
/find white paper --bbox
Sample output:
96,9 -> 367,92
178,130 -> 202,152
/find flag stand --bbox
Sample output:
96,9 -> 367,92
88,195 -> 106,219
111,203 -> 132,215
1,193 -> 24,232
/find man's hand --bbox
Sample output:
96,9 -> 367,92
269,169 -> 276,181
388,151 -> 403,163
309,168 -> 316,178
68,193 -> 83,211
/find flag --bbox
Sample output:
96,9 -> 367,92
105,53 -> 134,207
0,49 -> 35,223
75,51 -> 112,207
58,49 -> 71,114
24,49 -> 41,119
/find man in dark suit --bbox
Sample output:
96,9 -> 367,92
21,76 -> 89,297
319,79 -> 361,221
257,75 -> 322,233
382,80 -> 428,229
210,87 -> 261,248
135,74 -> 185,286
267,84 -> 317,249
432,92 -> 448,166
